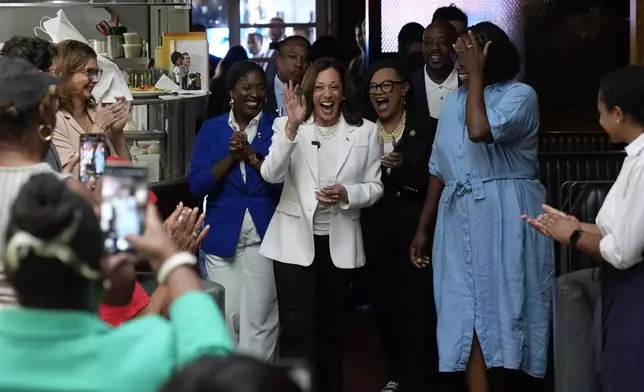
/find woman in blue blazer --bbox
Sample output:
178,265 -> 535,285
188,61 -> 281,361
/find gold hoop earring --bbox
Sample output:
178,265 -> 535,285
37,124 -> 53,142
229,98 -> 235,109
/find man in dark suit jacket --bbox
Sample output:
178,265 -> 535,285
264,36 -> 311,117
409,21 -> 459,121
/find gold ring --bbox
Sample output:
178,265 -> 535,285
466,44 -> 475,48
192,232 -> 199,238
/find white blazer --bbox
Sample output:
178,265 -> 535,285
259,115 -> 383,269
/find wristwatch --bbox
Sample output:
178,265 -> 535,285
247,152 -> 264,166
569,230 -> 584,248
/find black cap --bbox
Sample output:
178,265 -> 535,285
0,56 -> 58,116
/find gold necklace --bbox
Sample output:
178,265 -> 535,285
377,111 -> 406,144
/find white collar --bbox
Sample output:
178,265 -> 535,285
625,133 -> 644,157
423,66 -> 458,90
274,74 -> 285,90
228,110 -> 262,129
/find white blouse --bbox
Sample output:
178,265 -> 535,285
313,129 -> 341,235
596,133 -> 644,270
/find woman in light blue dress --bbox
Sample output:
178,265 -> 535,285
409,22 -> 554,391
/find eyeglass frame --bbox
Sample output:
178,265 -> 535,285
78,68 -> 104,80
368,80 -> 407,95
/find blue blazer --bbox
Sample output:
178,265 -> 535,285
188,112 -> 281,257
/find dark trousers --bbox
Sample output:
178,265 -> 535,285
598,261 -> 644,392
273,235 -> 352,392
362,200 -> 439,391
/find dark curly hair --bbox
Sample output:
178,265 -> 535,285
468,22 -> 521,85
432,4 -> 468,25
1,36 -> 57,72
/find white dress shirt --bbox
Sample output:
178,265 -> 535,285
229,110 -> 261,182
596,133 -> 644,270
273,75 -> 286,115
313,129 -> 341,235
424,66 -> 458,118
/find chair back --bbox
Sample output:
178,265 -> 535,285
150,176 -> 200,221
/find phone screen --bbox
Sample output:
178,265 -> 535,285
79,133 -> 106,183
100,163 -> 148,254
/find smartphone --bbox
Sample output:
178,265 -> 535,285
274,360 -> 312,392
100,163 -> 148,254
79,133 -> 106,183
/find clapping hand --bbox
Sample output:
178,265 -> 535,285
111,97 -> 130,134
229,131 -> 253,160
95,98 -> 130,131
521,204 -> 581,243
163,203 -> 210,254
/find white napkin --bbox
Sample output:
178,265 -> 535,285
154,74 -> 180,92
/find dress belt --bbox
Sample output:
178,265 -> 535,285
443,172 -> 535,203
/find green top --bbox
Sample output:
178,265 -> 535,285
0,291 -> 234,391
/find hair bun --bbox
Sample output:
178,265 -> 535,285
10,173 -> 76,240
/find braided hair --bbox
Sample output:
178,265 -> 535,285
4,173 -> 103,310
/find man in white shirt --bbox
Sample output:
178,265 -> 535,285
409,21 -> 459,120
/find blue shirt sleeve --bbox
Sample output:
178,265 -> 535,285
486,83 -> 539,145
188,121 -> 224,198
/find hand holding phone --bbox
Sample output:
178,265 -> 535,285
100,163 -> 148,254
125,204 -> 178,270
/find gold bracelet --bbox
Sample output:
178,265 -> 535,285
285,120 -> 298,134
95,123 -> 107,131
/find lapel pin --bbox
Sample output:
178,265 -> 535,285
346,137 -> 350,141
277,107 -> 283,116
409,130 -> 416,137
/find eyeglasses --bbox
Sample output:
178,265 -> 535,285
368,80 -> 404,95
80,68 -> 103,80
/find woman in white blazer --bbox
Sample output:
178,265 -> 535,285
260,57 -> 383,392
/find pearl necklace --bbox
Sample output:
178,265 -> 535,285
377,111 -> 406,144
314,119 -> 340,139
